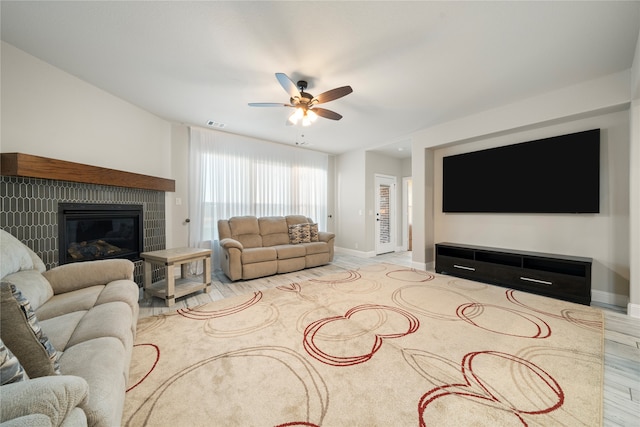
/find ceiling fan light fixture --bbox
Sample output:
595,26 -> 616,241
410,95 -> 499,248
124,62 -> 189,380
289,107 -> 304,125
302,109 -> 317,127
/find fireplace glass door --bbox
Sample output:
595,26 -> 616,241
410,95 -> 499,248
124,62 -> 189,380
58,203 -> 143,264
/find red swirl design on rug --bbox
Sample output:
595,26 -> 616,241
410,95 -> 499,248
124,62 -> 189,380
456,303 -> 552,338
177,291 -> 262,319
418,351 -> 564,426
303,304 -> 420,366
310,270 -> 362,283
505,290 -> 603,330
126,343 -> 160,392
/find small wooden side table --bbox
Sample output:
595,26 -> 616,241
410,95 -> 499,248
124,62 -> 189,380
141,247 -> 211,306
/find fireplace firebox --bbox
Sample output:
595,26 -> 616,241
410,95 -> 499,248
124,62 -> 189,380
58,203 -> 143,265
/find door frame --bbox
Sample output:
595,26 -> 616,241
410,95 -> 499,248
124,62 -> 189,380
374,174 -> 397,255
402,176 -> 412,252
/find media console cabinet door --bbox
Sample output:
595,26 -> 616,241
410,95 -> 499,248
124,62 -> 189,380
435,243 -> 591,305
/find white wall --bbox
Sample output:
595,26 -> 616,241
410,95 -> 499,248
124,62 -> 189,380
169,124 -> 190,249
433,110 -> 629,302
365,152 -> 406,252
335,150 -> 366,252
0,42 -> 172,179
412,70 -> 634,307
628,28 -> 640,317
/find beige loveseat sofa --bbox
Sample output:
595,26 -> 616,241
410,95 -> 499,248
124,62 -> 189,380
218,215 -> 335,281
0,229 -> 139,427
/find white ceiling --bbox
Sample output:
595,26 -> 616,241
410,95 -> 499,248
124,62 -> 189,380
2,1 -> 639,159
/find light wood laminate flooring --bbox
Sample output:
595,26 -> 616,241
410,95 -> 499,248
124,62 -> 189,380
138,251 -> 640,426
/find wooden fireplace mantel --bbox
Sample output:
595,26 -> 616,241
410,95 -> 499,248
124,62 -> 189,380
1,152 -> 176,192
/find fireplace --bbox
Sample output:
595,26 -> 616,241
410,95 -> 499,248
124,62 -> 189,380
58,203 -> 144,265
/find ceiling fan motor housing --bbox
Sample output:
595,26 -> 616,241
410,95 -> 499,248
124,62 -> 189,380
292,91 -> 314,107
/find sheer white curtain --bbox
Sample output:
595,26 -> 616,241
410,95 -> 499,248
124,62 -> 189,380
189,127 -> 328,266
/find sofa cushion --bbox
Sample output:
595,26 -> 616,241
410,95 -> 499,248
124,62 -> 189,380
95,280 -> 140,318
228,216 -> 262,248
66,302 -> 133,351
35,286 -> 103,321
302,241 -> 330,255
0,375 -> 89,427
1,338 -> 28,385
259,217 -> 290,247
288,223 -> 311,244
58,337 -> 126,427
274,244 -> 306,260
241,247 -> 277,264
0,230 -> 35,280
39,312 -> 87,353
1,270 -> 54,311
43,259 -> 133,295
0,283 -> 61,378
285,215 -> 311,226
309,223 -> 319,242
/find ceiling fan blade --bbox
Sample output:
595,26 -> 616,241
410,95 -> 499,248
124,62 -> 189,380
275,73 -> 301,99
248,103 -> 293,107
313,86 -> 353,104
312,107 -> 343,121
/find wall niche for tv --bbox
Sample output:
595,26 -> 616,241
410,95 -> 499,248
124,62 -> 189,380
442,129 -> 600,214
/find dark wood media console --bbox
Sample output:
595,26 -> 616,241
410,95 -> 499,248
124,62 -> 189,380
435,243 -> 592,305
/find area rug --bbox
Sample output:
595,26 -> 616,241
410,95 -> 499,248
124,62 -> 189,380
122,263 -> 604,426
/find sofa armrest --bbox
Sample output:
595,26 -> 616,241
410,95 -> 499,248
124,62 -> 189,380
219,238 -> 243,251
0,414 -> 52,427
43,259 -> 134,295
0,375 -> 89,427
318,232 -> 335,243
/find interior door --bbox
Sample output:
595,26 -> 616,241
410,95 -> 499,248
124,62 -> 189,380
375,174 -> 396,255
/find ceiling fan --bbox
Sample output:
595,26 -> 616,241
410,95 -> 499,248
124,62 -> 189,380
249,73 -> 353,126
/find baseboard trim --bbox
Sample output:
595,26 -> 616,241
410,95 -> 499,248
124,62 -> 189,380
628,303 -> 640,318
591,289 -> 628,310
334,247 -> 376,258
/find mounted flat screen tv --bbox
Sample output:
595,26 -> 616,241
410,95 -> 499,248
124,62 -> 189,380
442,129 -> 600,213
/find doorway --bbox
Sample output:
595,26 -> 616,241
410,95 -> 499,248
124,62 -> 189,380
375,174 -> 396,255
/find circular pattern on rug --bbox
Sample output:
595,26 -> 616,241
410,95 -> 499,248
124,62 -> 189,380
386,268 -> 435,282
447,278 -> 489,291
329,277 -> 381,294
418,351 -> 563,426
126,343 -> 160,392
456,303 -> 552,339
310,270 -> 361,284
393,285 -> 477,321
303,304 -> 420,366
505,290 -> 602,330
124,347 -> 328,427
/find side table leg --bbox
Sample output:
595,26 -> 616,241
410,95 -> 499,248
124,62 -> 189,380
204,256 -> 212,294
166,262 -> 176,306
143,260 -> 152,299
181,263 -> 188,279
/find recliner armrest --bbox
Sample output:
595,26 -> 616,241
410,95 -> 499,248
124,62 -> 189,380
0,375 -> 89,427
43,259 -> 134,295
318,232 -> 335,243
219,238 -> 244,251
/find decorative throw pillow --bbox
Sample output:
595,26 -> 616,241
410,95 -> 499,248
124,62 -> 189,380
288,223 -> 311,244
0,338 -> 28,385
0,282 -> 61,378
309,223 -> 319,242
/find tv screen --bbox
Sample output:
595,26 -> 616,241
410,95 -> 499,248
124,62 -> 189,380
442,129 -> 600,213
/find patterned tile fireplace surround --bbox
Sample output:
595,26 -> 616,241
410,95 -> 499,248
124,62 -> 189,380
0,175 -> 166,285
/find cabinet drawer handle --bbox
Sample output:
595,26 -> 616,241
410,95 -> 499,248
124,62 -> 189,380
454,264 -> 476,271
520,277 -> 553,286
